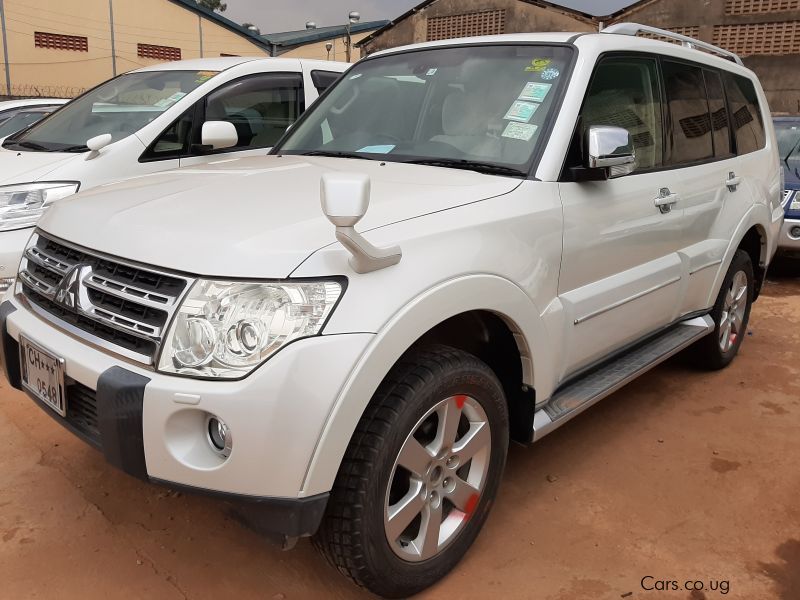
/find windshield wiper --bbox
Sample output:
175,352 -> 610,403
58,145 -> 89,153
300,150 -> 379,160
6,140 -> 51,152
404,158 -> 528,178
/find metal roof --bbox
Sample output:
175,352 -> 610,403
167,0 -> 272,51
262,20 -> 390,49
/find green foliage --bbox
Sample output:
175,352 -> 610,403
196,0 -> 227,13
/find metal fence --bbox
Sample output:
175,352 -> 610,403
0,84 -> 85,99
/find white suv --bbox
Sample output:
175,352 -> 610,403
0,25 -> 782,597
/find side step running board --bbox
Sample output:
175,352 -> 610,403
531,315 -> 714,442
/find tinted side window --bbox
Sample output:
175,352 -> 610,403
662,61 -> 713,165
580,56 -> 664,173
311,70 -> 342,94
141,108 -> 194,161
723,72 -> 766,154
198,73 -> 304,152
703,70 -> 733,159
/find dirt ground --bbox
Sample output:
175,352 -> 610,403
1,264 -> 799,600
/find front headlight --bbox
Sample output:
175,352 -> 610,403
791,193 -> 800,211
158,279 -> 343,379
0,182 -> 80,231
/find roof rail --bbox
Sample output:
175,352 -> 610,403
601,22 -> 744,66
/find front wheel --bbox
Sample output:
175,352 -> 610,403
692,249 -> 754,370
314,345 -> 509,598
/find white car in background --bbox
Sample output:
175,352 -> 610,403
0,98 -> 68,125
0,57 -> 348,289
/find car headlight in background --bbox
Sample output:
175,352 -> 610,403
0,182 -> 80,231
158,279 -> 343,378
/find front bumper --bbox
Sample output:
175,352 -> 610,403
0,298 -> 373,539
778,217 -> 800,251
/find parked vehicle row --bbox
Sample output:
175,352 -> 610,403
0,24 -> 785,598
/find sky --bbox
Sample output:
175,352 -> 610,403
222,0 -> 636,34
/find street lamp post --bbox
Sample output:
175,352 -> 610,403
325,41 -> 333,61
345,11 -> 360,62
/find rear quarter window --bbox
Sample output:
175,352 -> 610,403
723,72 -> 766,155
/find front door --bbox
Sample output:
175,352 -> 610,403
179,73 -> 306,167
557,55 -> 685,378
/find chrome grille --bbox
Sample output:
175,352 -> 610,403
783,189 -> 795,208
17,231 -> 194,365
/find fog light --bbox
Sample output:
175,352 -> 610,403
791,226 -> 800,240
207,416 -> 232,458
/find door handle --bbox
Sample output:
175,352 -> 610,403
726,172 -> 741,192
654,188 -> 679,214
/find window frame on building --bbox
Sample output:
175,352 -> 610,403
34,31 -> 88,52
138,43 -> 182,62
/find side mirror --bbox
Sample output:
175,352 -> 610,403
321,172 -> 401,273
201,121 -> 238,150
586,125 -> 635,177
84,133 -> 112,161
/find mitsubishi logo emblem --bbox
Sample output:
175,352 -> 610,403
54,264 -> 93,311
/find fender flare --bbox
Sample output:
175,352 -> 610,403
705,203 -> 771,308
300,274 -> 553,496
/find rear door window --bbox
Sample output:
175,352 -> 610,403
723,72 -> 766,155
662,60 -> 713,166
703,69 -> 733,159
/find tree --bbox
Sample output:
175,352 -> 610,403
197,0 -> 227,12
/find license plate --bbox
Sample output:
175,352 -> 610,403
20,335 -> 66,417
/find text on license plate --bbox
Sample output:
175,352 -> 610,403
20,336 -> 66,417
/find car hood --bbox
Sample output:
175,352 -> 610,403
38,155 -> 522,278
0,147 -> 77,185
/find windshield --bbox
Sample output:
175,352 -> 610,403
276,44 -> 572,174
3,70 -> 218,152
776,120 -> 800,182
0,110 -> 51,139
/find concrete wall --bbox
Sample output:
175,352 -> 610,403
280,29 -> 377,63
360,0 -> 595,55
611,0 -> 800,113
0,0 -> 268,97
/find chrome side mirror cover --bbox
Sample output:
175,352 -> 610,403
586,125 -> 635,177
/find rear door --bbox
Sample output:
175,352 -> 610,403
679,70 -> 769,312
557,55 -> 685,377
659,61 -> 739,315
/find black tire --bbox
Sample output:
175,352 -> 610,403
313,344 -> 509,598
691,249 -> 754,370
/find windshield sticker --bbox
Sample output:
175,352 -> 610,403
502,122 -> 538,142
540,67 -> 560,81
195,71 -> 217,84
504,101 -> 539,123
426,68 -> 438,76
357,144 -> 396,154
153,92 -> 187,109
519,82 -> 552,103
525,58 -> 552,73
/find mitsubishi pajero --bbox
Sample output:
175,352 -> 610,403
0,24 -> 782,598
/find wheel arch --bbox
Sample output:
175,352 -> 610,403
300,274 -> 552,496
708,205 -> 771,307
